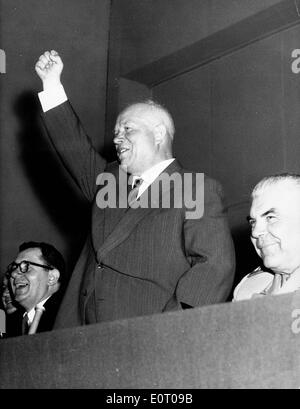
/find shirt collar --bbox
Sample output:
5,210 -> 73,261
136,158 -> 175,186
24,296 -> 51,325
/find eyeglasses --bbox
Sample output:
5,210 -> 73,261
5,260 -> 53,277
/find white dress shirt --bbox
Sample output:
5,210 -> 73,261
38,84 -> 67,112
133,159 -> 175,199
25,296 -> 50,325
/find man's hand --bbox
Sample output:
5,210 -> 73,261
35,50 -> 63,90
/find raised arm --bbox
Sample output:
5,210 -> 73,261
35,50 -> 107,202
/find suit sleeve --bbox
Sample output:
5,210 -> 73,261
176,177 -> 235,306
41,101 -> 107,202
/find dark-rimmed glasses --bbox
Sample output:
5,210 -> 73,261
5,260 -> 53,277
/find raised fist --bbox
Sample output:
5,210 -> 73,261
35,50 -> 63,89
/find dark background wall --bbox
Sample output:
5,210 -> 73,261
1,0 -> 300,289
0,0 -> 110,277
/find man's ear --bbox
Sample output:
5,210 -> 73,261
48,269 -> 60,286
153,124 -> 167,145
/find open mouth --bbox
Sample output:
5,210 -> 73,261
117,147 -> 130,157
14,282 -> 29,294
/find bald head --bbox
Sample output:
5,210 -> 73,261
120,100 -> 175,140
113,100 -> 174,175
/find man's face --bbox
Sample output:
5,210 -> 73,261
249,181 -> 300,275
9,248 -> 51,311
113,104 -> 160,175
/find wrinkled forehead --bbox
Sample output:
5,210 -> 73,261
250,181 -> 300,217
116,104 -> 159,127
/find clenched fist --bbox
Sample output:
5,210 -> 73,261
35,50 -> 63,90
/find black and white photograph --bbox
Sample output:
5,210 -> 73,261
1,0 -> 300,392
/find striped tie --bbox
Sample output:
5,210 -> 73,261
128,177 -> 143,207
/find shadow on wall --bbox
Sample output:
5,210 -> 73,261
99,138 -> 118,164
13,91 -> 90,276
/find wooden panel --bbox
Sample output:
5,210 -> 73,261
281,24 -> 300,173
211,34 -> 284,204
123,0 -> 300,86
1,292 -> 300,388
153,66 -> 212,175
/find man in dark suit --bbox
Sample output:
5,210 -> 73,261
3,241 -> 66,336
34,50 -> 235,329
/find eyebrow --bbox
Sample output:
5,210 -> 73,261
114,120 -> 137,130
262,208 -> 277,216
247,207 -> 277,222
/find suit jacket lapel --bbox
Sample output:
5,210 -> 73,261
97,160 -> 183,260
37,292 -> 63,332
102,165 -> 130,239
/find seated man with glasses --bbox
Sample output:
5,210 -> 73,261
2,241 -> 66,336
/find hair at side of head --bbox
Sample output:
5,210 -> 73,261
124,99 -> 175,139
252,173 -> 300,198
18,241 -> 66,284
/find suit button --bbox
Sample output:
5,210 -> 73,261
82,289 -> 88,296
97,263 -> 104,269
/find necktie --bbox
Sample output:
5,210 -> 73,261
22,313 -> 29,335
28,306 -> 45,335
128,177 -> 143,207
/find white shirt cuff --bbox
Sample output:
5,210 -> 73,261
38,84 -> 68,112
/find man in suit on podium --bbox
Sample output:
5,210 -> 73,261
3,241 -> 66,336
34,50 -> 235,329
